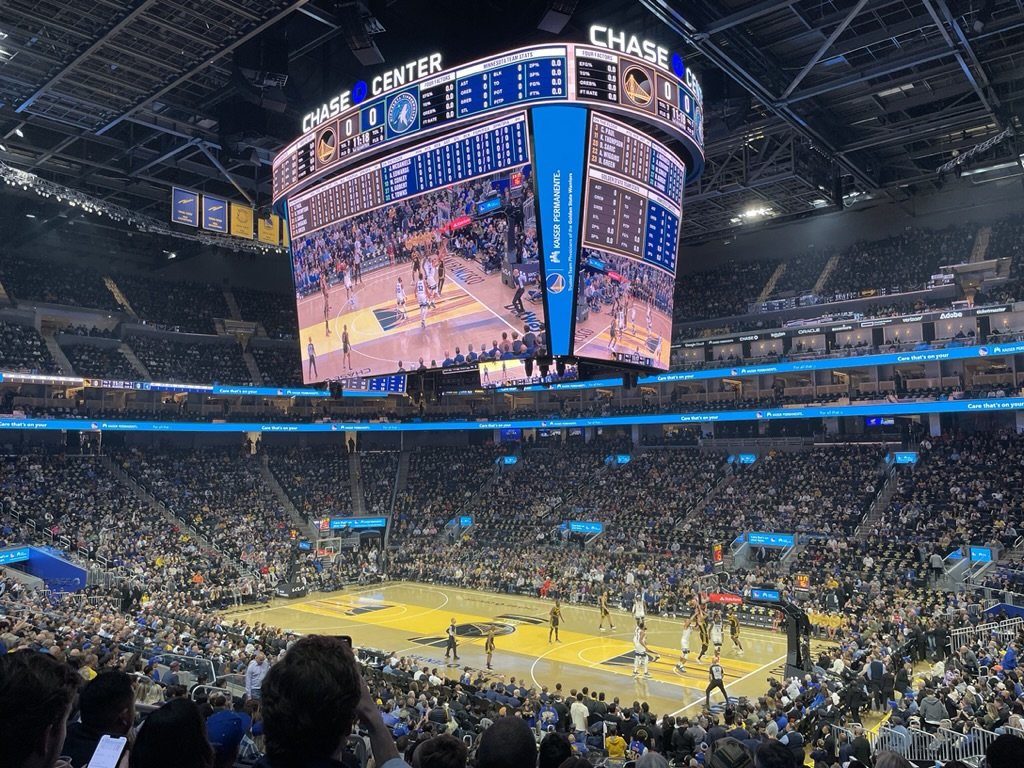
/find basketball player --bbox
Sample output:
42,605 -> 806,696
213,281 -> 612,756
485,624 -> 496,670
342,326 -> 352,371
677,618 -> 692,673
728,610 -> 744,656
320,272 -> 331,336
548,599 -> 562,643
645,303 -> 654,337
307,337 -> 318,379
424,257 -> 439,307
705,653 -> 728,709
710,611 -> 725,656
444,617 -> 459,662
632,592 -> 646,627
633,620 -> 652,678
598,589 -> 616,632
608,318 -> 618,353
416,274 -> 429,329
696,615 -> 711,663
617,301 -> 626,335
395,277 -> 408,321
436,255 -> 446,294
343,264 -> 354,302
629,301 -> 637,335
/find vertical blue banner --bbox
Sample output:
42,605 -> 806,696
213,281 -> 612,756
171,187 -> 199,226
202,195 -> 228,233
531,106 -> 586,357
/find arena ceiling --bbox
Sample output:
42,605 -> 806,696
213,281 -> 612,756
0,0 -> 1021,247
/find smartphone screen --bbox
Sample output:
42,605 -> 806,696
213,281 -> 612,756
88,735 -> 128,768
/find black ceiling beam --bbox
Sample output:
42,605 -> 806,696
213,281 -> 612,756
702,0 -> 799,35
95,0 -> 311,136
780,0 -> 871,100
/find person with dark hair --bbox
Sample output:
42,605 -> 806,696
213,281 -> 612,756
754,741 -> 798,768
62,670 -> 136,767
257,634 -> 408,768
985,733 -> 1024,768
0,650 -> 81,768
206,711 -> 251,768
476,717 -> 537,768
537,732 -> 572,768
130,698 -> 213,768
410,734 -> 466,768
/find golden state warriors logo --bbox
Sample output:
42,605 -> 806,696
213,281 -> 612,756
546,273 -> 566,294
387,92 -> 418,134
316,126 -> 337,164
622,66 -> 653,107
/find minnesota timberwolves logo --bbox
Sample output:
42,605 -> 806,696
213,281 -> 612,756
316,126 -> 337,164
546,273 -> 566,294
387,92 -> 419,134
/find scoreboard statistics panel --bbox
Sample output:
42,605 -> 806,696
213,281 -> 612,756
277,41 -> 703,378
273,43 -> 703,203
572,114 -> 684,369
289,113 -> 545,382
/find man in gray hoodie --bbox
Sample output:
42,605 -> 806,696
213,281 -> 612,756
918,688 -> 947,725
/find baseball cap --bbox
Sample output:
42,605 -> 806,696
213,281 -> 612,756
206,711 -> 249,757
707,737 -> 754,768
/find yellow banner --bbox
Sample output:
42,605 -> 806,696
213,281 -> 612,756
258,214 -> 281,245
230,203 -> 255,239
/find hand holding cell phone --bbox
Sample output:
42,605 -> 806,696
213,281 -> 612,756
86,734 -> 129,768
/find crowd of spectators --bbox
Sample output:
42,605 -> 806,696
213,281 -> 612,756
0,320 -> 60,374
266,447 -> 354,520
59,342 -> 139,380
674,260 -> 779,321
232,288 -> 298,340
0,253 -> 119,311
359,451 -> 400,516
249,345 -> 303,387
117,274 -> 230,334
126,335 -> 252,385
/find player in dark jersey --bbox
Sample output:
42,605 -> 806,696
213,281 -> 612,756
485,624 -> 496,670
598,589 -> 616,632
320,272 -> 331,336
549,599 -> 563,643
728,611 -> 744,656
696,617 -> 711,663
342,325 -> 352,370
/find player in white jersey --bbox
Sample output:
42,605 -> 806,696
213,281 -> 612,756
632,593 -> 646,626
645,303 -> 653,336
424,258 -> 439,306
677,619 -> 692,672
395,278 -> 407,321
710,611 -> 725,654
630,301 -> 637,334
416,277 -> 429,328
633,620 -> 652,678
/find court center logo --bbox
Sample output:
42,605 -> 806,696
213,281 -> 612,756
622,66 -> 653,107
410,621 -> 516,648
546,273 -> 566,294
316,126 -> 337,164
388,92 -> 419,134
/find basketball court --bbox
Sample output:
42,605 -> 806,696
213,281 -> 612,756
233,582 -> 837,717
573,298 -> 673,369
296,257 -> 544,380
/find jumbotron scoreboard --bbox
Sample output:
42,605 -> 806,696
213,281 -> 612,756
275,30 -> 704,382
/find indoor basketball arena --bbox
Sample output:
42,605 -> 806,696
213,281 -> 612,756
0,3 -> 1023,768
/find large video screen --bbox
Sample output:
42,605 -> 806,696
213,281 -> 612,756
571,115 -> 684,369
288,113 -> 546,382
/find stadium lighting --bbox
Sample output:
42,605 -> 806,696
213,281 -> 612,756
13,127 -> 23,137
24,213 -> 35,218
741,206 -> 772,219
0,143 -> 6,152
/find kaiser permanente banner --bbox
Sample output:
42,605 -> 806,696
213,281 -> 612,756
1,396 -> 1023,434
532,105 -> 586,357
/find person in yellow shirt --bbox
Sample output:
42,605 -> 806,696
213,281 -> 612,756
605,726 -> 627,758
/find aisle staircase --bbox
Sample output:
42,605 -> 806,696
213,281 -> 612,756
813,252 -> 842,294
349,452 -> 366,514
383,452 -> 410,554
757,262 -> 787,302
855,464 -> 899,540
119,343 -> 151,379
223,287 -> 243,321
257,454 -> 310,533
242,348 -> 262,384
42,333 -> 74,375
104,277 -> 139,319
969,226 -> 992,263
